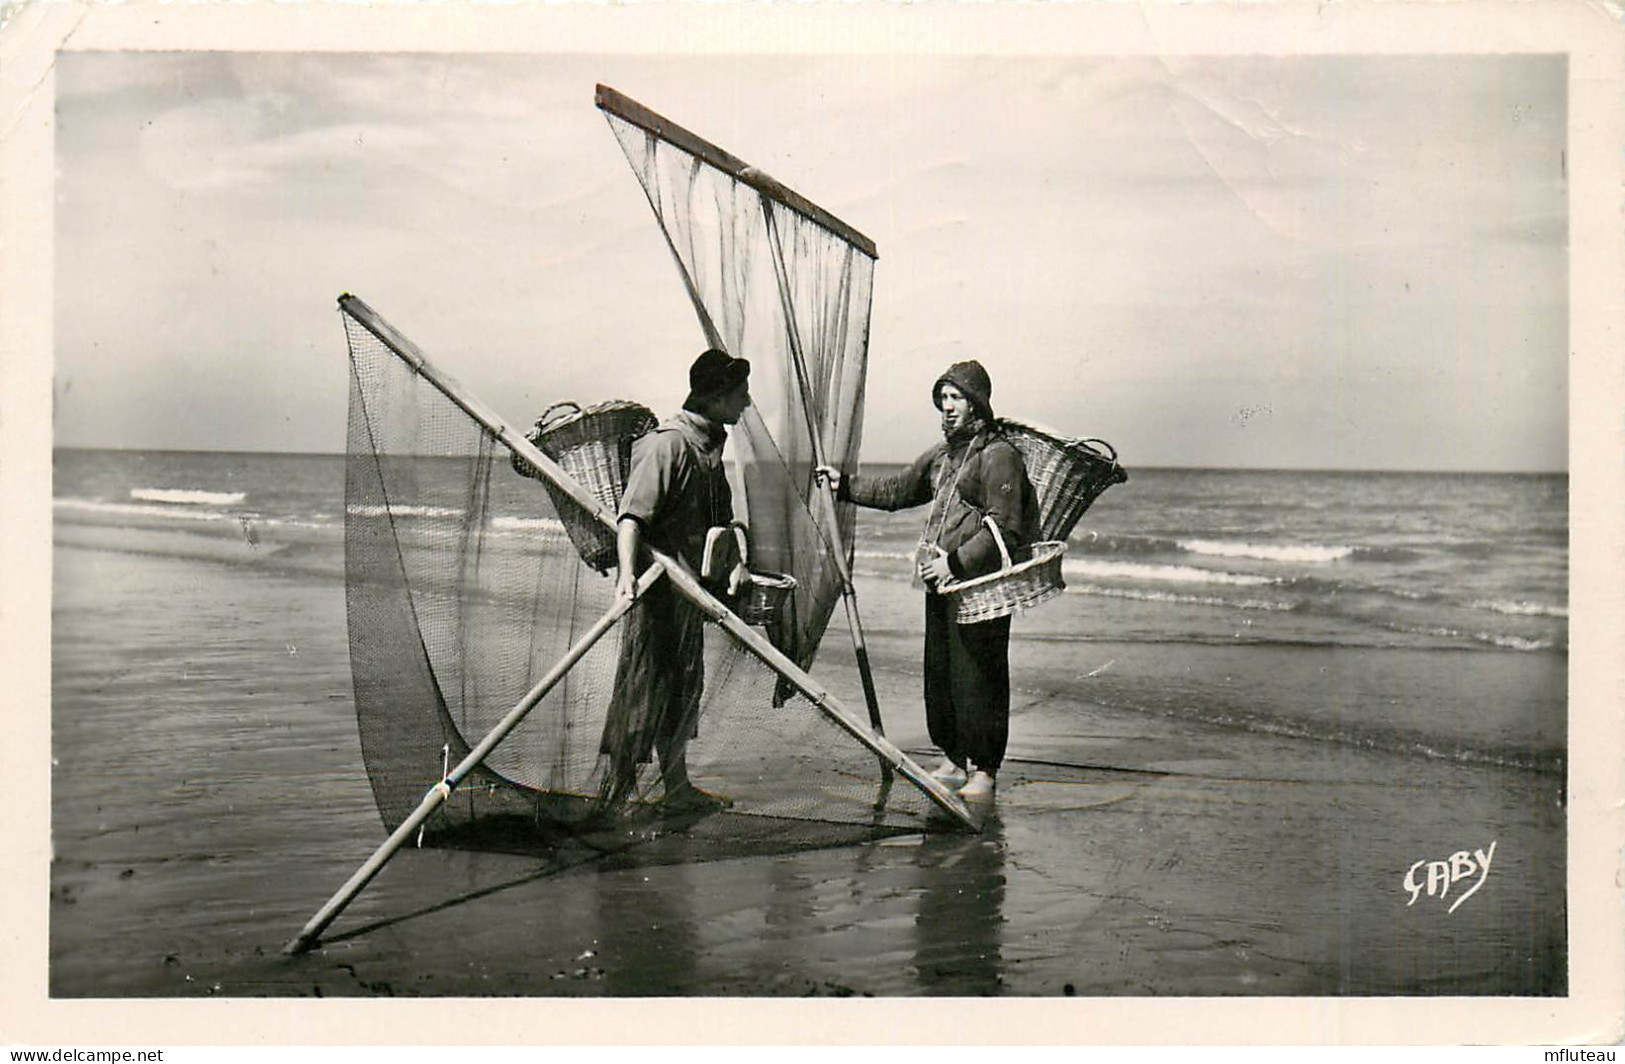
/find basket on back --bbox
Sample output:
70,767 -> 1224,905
512,400 -> 658,573
997,419 -> 1128,542
939,419 -> 1127,624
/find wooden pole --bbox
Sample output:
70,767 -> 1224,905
282,562 -> 667,955
759,207 -> 890,753
594,84 -> 878,262
592,87 -> 890,742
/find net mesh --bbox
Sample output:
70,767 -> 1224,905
343,308 -> 945,852
603,110 -> 874,674
342,90 -> 961,855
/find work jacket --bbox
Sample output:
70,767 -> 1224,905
843,424 -> 1039,583
617,409 -> 734,574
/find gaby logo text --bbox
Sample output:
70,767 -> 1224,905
1403,841 -> 1496,914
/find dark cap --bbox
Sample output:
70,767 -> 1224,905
933,360 -> 994,422
688,348 -> 751,400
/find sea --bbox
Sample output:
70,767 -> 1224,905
52,449 -> 1569,776
48,447 -> 1570,997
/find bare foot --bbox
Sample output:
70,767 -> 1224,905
662,782 -> 734,815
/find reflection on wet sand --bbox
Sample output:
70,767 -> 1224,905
913,815 -> 1007,994
594,859 -> 702,996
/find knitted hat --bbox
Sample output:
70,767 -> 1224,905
687,348 -> 751,400
933,360 -> 994,422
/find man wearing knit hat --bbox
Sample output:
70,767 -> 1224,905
819,359 -> 1038,801
598,347 -> 752,813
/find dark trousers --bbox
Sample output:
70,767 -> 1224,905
599,581 -> 704,794
922,592 -> 1012,776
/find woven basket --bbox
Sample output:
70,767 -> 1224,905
511,400 -> 657,573
934,421 -> 1124,624
738,572 -> 798,627
996,419 -> 1128,542
703,524 -> 797,627
938,516 -> 1067,624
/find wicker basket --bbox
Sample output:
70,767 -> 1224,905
996,419 -> 1128,542
938,516 -> 1067,624
511,400 -> 657,573
702,523 -> 797,627
738,571 -> 798,627
934,421 -> 1124,624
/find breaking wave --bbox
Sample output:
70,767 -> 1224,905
856,547 -> 1278,588
1067,532 -> 1182,555
345,504 -> 466,520
1178,538 -> 1354,564
1067,533 -> 1421,565
490,516 -> 569,534
130,488 -> 246,506
1471,599 -> 1568,619
1061,559 -> 1276,587
57,498 -> 237,524
1382,620 -> 1561,653
1065,583 -> 1295,611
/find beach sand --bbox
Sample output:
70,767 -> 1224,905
49,525 -> 1566,998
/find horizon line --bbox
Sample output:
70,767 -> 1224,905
49,444 -> 1569,478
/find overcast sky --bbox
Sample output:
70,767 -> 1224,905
54,51 -> 1567,470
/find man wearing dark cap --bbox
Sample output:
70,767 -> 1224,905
598,348 -> 752,812
819,360 -> 1037,801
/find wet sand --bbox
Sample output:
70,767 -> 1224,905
49,525 -> 1566,998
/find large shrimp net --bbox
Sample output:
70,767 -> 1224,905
342,89 -> 959,854
599,88 -> 874,677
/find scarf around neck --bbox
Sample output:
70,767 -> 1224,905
673,407 -> 727,452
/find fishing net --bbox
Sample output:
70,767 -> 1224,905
341,88 -> 962,853
343,307 -> 949,852
600,89 -> 872,676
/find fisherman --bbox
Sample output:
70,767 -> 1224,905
599,348 -> 752,813
818,361 -> 1037,802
